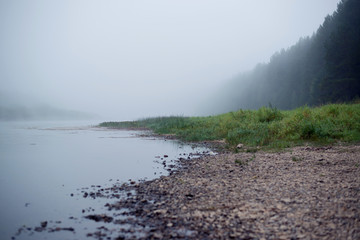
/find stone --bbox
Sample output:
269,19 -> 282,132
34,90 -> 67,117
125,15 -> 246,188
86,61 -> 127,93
85,214 -> 113,223
40,221 -> 47,228
153,209 -> 167,215
237,144 -> 244,149
153,232 -> 163,239
281,198 -> 292,204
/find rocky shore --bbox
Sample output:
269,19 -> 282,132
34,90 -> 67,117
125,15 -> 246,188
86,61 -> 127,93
15,143 -> 359,239
84,143 -> 360,239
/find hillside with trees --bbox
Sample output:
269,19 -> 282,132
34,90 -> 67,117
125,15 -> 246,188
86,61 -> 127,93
208,0 -> 360,114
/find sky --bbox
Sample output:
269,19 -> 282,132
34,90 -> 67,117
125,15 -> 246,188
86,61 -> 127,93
0,0 -> 340,120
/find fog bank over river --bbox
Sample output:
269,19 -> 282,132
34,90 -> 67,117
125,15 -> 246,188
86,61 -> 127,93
0,1 -> 340,120
0,105 -> 99,121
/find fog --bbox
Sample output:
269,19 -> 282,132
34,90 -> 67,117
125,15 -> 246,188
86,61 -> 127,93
0,0 -> 340,121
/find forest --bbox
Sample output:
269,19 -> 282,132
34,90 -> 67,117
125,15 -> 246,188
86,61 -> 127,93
209,0 -> 360,114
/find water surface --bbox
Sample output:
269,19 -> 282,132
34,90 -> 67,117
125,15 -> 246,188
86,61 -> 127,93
0,121 -> 209,239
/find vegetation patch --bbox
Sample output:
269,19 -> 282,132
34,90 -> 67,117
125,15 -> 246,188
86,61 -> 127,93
234,159 -> 245,166
99,103 -> 360,149
291,156 -> 303,162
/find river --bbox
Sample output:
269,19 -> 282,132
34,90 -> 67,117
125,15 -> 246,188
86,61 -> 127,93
0,121 -> 209,239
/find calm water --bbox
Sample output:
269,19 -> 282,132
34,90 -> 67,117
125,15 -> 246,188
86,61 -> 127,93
0,121 -> 209,239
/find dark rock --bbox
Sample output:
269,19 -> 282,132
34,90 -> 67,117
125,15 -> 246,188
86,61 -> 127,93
41,221 -> 47,228
185,193 -> 194,200
85,214 -> 113,223
49,227 -> 75,232
62,227 -> 74,232
34,227 -> 44,232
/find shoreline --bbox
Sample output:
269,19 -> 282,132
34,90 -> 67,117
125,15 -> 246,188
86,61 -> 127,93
87,143 -> 360,239
13,139 -> 360,239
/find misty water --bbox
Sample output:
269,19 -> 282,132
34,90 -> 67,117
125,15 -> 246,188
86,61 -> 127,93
0,121 -> 209,239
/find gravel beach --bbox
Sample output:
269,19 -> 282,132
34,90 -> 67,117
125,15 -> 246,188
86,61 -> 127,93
87,143 -> 360,239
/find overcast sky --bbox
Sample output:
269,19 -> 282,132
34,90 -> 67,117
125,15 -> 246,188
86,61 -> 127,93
0,0 -> 340,120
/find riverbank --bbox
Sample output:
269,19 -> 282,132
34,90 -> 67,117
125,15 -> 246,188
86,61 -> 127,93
99,103 -> 360,150
85,143 -> 360,239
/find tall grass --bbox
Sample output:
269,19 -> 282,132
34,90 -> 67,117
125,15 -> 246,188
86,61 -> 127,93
99,103 -> 360,149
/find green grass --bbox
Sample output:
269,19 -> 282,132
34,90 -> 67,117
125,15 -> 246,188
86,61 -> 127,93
99,103 -> 360,149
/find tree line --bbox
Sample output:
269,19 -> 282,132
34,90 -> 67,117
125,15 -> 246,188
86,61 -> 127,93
211,0 -> 360,113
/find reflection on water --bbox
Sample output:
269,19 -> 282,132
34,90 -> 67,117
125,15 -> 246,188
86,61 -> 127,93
0,121 -> 209,239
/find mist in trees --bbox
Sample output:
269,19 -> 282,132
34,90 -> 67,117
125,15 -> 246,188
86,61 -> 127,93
205,0 -> 360,115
